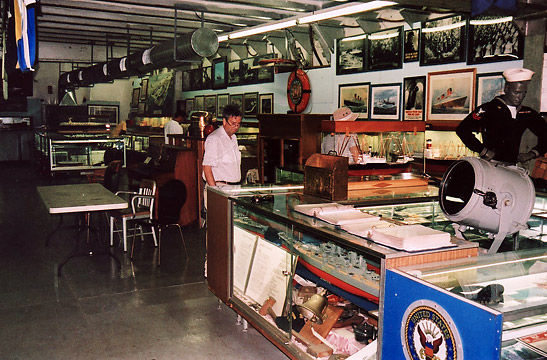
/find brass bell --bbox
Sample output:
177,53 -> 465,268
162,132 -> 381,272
297,289 -> 327,324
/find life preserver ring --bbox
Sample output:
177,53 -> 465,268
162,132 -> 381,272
287,69 -> 311,113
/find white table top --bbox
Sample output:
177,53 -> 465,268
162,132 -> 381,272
37,183 -> 128,214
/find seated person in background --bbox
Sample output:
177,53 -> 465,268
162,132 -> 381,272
164,110 -> 186,144
321,107 -> 360,164
456,68 -> 547,165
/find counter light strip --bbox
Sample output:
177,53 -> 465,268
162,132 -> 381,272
419,255 -> 547,278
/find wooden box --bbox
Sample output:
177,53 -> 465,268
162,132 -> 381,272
304,154 -> 348,201
531,157 -> 547,180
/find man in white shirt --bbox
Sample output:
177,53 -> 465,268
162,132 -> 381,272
164,111 -> 186,144
202,104 -> 242,186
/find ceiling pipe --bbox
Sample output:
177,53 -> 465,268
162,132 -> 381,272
58,28 -> 219,91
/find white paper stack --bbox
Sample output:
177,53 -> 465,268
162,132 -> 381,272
294,203 -> 354,217
369,224 -> 452,251
317,209 -> 380,226
341,220 -> 394,238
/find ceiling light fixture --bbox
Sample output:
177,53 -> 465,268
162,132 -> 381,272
298,0 -> 396,24
218,0 -> 396,42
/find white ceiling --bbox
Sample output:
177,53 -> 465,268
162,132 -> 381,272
2,0 -> 546,65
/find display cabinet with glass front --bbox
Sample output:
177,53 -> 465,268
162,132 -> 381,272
395,248 -> 547,358
41,134 -> 126,173
321,120 -> 426,179
206,185 -> 478,359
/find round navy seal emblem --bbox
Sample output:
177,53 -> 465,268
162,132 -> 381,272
401,300 -> 462,360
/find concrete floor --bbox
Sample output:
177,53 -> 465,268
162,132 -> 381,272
0,162 -> 287,360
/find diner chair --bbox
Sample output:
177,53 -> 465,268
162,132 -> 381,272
109,179 -> 157,252
130,179 -> 188,265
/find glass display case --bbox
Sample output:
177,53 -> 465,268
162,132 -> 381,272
206,185 -> 478,359
396,248 -> 547,358
35,132 -> 126,174
321,120 -> 426,177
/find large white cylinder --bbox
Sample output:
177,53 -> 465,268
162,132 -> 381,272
439,157 -> 534,235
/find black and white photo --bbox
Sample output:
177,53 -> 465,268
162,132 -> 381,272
421,15 -> 466,66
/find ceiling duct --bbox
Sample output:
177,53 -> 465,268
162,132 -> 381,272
58,28 -> 219,92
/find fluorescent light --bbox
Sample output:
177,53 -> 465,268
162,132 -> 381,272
422,21 -> 466,33
341,33 -> 367,42
368,31 -> 399,40
217,0 -> 396,42
228,19 -> 298,40
298,1 -> 396,24
470,16 -> 513,26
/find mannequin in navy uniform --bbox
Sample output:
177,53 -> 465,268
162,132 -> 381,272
457,68 -> 547,164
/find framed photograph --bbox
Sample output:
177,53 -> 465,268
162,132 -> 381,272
182,71 -> 191,91
186,99 -> 193,113
212,57 -> 228,90
204,95 -> 217,116
88,104 -> 119,123
243,92 -> 258,117
370,83 -> 401,120
420,14 -> 466,66
139,78 -> 149,101
190,68 -> 202,90
240,58 -> 256,84
256,54 -> 275,83
131,88 -> 140,108
468,16 -> 523,64
367,26 -> 403,71
228,60 -> 241,86
427,68 -> 476,121
259,93 -> 273,114
229,94 -> 243,113
476,72 -> 505,105
403,76 -> 426,121
217,93 -> 229,117
202,66 -> 212,90
137,102 -> 145,114
404,29 -> 419,62
336,35 -> 366,75
338,82 -> 370,119
194,95 -> 204,111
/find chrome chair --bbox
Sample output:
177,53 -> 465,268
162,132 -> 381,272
109,179 -> 157,252
130,179 -> 188,265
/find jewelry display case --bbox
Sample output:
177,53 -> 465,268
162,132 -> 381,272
206,185 -> 478,359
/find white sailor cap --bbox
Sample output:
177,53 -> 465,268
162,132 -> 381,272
502,68 -> 535,82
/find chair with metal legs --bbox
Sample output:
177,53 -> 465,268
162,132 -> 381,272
109,179 -> 157,252
131,179 -> 188,265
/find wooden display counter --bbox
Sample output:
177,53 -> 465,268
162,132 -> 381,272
206,186 -> 478,359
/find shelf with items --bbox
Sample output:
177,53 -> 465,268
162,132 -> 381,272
320,120 -> 426,182
206,185 -> 479,359
421,128 -> 479,176
258,114 -> 330,184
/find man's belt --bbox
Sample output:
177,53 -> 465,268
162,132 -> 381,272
216,181 -> 240,185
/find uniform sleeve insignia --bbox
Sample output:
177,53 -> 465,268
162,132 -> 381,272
472,107 -> 485,120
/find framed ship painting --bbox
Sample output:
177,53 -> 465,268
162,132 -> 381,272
338,82 -> 370,119
427,68 -> 476,121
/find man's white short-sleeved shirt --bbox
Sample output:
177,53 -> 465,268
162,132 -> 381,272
202,126 -> 241,182
164,119 -> 183,144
